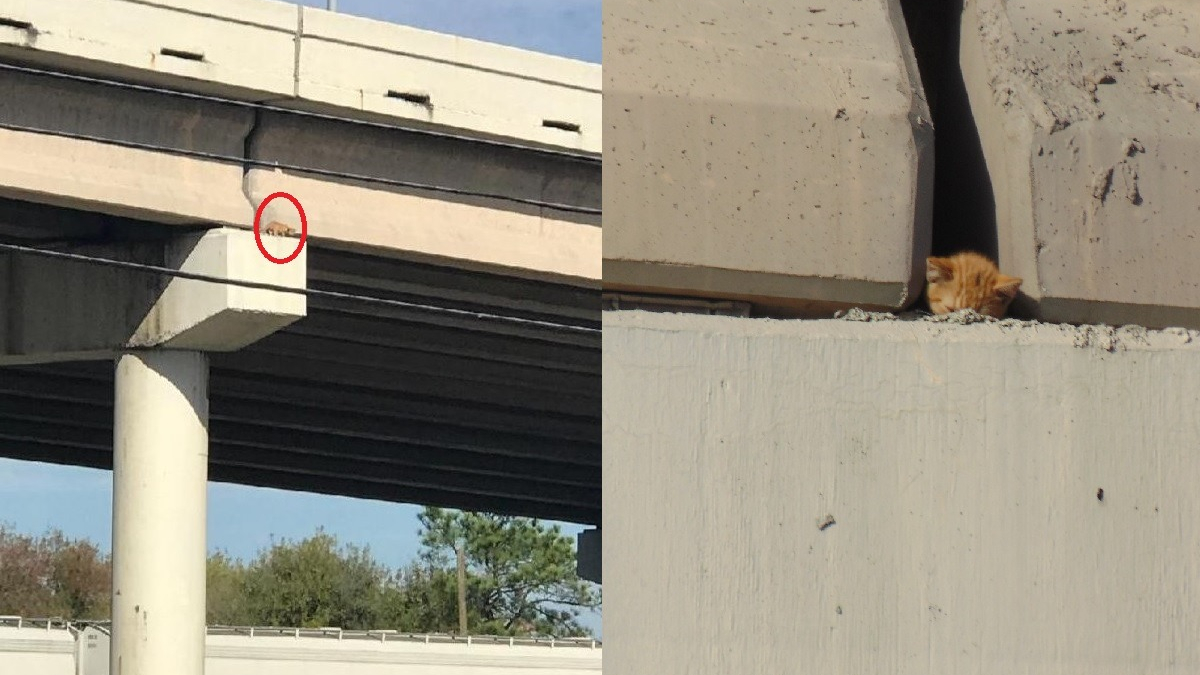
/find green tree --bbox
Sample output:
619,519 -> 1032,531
417,507 -> 600,637
44,531 -> 110,619
240,528 -> 389,629
377,561 -> 459,632
206,550 -> 251,625
0,524 -> 110,619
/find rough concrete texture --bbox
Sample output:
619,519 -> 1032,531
962,0 -> 1200,329
603,0 -> 933,314
0,228 -> 306,365
0,0 -> 600,153
604,309 -> 1200,674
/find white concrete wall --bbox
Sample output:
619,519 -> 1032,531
205,635 -> 601,675
0,625 -> 602,675
603,310 -> 1200,674
0,624 -> 76,675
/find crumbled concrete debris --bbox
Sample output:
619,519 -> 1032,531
1071,324 -> 1152,352
1162,327 -> 1194,344
925,309 -> 995,325
835,307 -> 996,324
830,306 -> 1200,351
994,317 -> 1044,330
833,308 -> 898,322
1072,324 -> 1120,351
1116,324 -> 1151,345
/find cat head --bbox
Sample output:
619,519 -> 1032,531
926,253 -> 1023,319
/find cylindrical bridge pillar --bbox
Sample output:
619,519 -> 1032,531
111,351 -> 209,675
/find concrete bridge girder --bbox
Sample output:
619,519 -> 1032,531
0,65 -> 601,288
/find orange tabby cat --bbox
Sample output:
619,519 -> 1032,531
925,251 -> 1022,318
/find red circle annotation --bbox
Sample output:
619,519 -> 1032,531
253,192 -> 308,264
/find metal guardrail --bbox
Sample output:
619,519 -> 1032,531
0,615 -> 76,632
1,617 -> 600,649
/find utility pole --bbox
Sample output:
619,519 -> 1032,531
456,544 -> 468,635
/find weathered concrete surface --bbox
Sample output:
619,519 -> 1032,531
603,0 -> 933,314
0,228 -> 306,365
604,309 -> 1200,674
0,0 -> 600,153
961,0 -> 1200,329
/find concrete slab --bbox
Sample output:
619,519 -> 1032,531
0,0 -> 297,98
0,0 -> 601,153
604,309 -> 1200,674
1,227 -> 306,364
298,8 -> 601,154
602,0 -> 933,314
961,0 -> 1200,329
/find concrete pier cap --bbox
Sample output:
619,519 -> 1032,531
603,0 -> 933,315
0,227 -> 307,365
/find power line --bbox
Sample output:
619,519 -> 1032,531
0,241 -> 601,337
0,61 -> 600,165
0,121 -> 601,216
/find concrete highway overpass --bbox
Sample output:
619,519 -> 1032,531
0,1 -> 599,671
0,0 -> 600,525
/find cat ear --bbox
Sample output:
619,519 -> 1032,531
994,275 -> 1023,301
926,257 -> 953,284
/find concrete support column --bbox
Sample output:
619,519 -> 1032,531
111,351 -> 209,675
2,227 -> 303,672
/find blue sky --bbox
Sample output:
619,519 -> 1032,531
295,0 -> 600,63
0,0 -> 600,636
